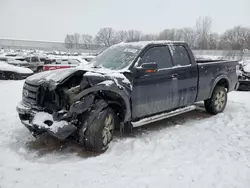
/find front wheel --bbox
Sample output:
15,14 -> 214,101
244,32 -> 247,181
204,86 -> 228,115
79,107 -> 118,152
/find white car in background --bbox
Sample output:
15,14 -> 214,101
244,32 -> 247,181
0,56 -> 30,67
0,61 -> 33,80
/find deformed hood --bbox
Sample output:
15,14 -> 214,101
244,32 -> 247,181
26,68 -> 78,84
25,67 -> 132,90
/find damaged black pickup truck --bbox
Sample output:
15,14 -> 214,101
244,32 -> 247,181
16,41 -> 239,152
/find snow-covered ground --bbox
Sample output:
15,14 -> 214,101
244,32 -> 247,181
0,80 -> 250,188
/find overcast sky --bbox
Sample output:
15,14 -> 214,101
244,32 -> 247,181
0,0 -> 250,42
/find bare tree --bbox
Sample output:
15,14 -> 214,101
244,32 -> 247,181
65,18 -> 250,51
126,30 -> 142,42
181,28 -> 196,49
158,29 -> 177,40
64,34 -> 74,49
195,16 -> 212,49
207,33 -> 219,49
141,34 -> 158,41
73,33 -> 81,49
220,26 -> 250,50
81,34 -> 94,49
95,28 -> 117,47
116,30 -> 128,43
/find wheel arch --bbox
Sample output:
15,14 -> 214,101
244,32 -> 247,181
209,75 -> 230,98
72,84 -> 132,123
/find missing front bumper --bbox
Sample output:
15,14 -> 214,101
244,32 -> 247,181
16,102 -> 77,140
238,80 -> 250,91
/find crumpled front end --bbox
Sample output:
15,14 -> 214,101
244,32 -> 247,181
16,68 -> 132,140
17,102 -> 78,140
238,70 -> 250,91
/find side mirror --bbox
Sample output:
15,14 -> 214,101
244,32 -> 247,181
135,62 -> 158,76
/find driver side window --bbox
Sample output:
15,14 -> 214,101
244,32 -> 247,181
140,46 -> 173,69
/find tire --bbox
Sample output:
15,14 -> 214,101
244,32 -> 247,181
37,67 -> 43,73
79,107 -> 118,152
204,86 -> 227,115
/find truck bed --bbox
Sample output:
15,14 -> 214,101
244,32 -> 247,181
196,60 -> 239,102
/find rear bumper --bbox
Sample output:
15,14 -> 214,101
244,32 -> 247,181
16,102 -> 77,140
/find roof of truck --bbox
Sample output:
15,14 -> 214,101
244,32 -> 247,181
117,40 -> 185,48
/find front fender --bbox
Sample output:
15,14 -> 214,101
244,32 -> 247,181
71,81 -> 132,122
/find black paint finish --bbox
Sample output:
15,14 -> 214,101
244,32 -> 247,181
17,41 -> 239,139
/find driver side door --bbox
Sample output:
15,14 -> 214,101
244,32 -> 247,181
131,45 -> 178,119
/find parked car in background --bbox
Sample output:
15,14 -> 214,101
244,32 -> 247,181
24,56 -> 46,73
0,61 -> 33,80
0,56 -> 29,67
237,60 -> 250,91
43,57 -> 88,71
16,41 -> 239,153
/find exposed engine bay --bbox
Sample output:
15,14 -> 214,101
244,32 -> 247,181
238,64 -> 250,91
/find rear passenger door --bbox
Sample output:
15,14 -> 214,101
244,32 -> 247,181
131,45 -> 179,119
170,45 -> 198,107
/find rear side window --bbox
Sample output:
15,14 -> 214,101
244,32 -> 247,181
171,45 -> 191,66
40,58 -> 46,62
140,46 -> 173,69
25,57 -> 31,62
31,57 -> 38,62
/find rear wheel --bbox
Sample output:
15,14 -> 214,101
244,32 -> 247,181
79,107 -> 118,152
204,86 -> 227,115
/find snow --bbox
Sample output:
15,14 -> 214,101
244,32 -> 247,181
98,80 -> 114,86
108,72 -> 130,84
0,61 -> 33,74
243,64 -> 250,72
32,112 -> 68,133
195,55 -> 224,60
84,71 -> 105,77
84,70 -> 131,87
241,60 -> 250,72
117,40 -> 183,48
8,60 -> 27,65
1,81 -> 250,188
27,68 -> 76,83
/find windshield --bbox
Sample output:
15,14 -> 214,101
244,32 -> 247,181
91,44 -> 142,70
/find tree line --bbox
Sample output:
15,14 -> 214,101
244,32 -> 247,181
64,16 -> 250,50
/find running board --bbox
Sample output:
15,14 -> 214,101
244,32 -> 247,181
132,105 -> 196,127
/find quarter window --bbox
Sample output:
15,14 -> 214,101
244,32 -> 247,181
171,45 -> 191,66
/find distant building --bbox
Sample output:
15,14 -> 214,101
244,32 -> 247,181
0,38 -> 105,53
